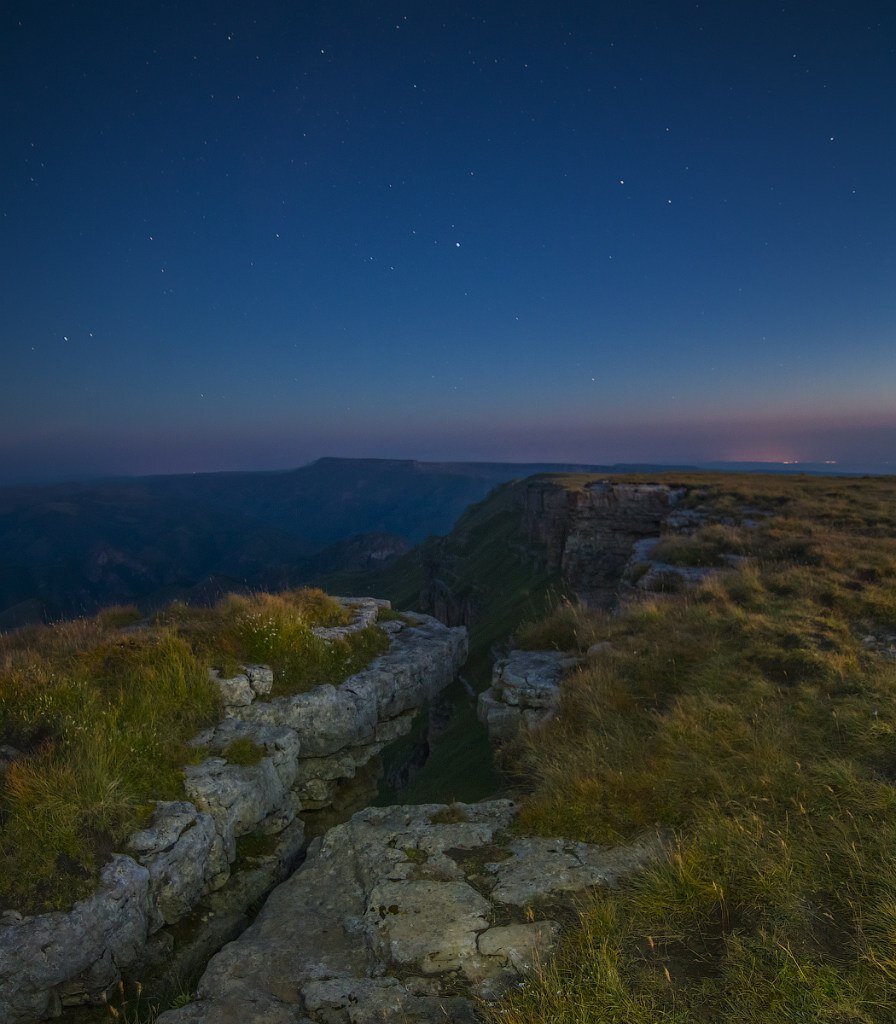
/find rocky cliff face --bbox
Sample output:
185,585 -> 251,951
411,477 -> 688,638
518,479 -> 686,606
419,577 -> 479,629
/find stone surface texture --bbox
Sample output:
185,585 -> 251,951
0,857 -> 151,1022
157,801 -> 660,1024
861,632 -> 896,661
127,801 -> 230,929
0,600 -> 467,1023
477,649 -> 580,744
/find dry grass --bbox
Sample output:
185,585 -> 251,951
154,588 -> 386,697
650,523 -> 746,567
0,628 -> 217,912
487,473 -> 896,1023
514,600 -> 606,652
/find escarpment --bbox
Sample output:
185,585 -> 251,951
518,479 -> 686,605
0,601 -> 467,1024
411,477 -> 707,643
474,479 -> 758,750
412,476 -> 760,643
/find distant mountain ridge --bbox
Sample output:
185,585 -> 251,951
0,457 -> 682,628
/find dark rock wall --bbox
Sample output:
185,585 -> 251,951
519,480 -> 684,606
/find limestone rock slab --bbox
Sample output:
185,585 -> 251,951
478,649 -> 579,744
157,801 -> 659,1024
478,920 -> 561,973
0,856 -> 150,1021
184,750 -> 293,861
128,801 -> 229,928
488,835 -> 661,906
235,614 -> 467,758
245,664 -> 275,697
365,878 -> 491,975
210,670 -> 254,708
0,601 -> 468,1023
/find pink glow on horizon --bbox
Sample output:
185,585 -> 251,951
1,408 -> 894,483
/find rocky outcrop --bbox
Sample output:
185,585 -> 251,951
519,479 -> 686,606
228,608 -> 467,810
157,801 -> 661,1024
0,858 -> 151,1021
861,631 -> 896,661
0,602 -> 467,1023
478,650 -> 581,745
128,802 -> 230,930
183,722 -> 303,860
621,536 -> 720,594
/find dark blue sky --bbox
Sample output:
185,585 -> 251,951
2,1 -> 894,481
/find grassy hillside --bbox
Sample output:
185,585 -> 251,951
486,472 -> 896,1023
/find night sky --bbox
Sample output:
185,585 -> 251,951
2,2 -> 894,482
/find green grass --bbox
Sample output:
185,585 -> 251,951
487,472 -> 896,1024
0,626 -> 219,913
155,588 -> 387,697
514,599 -> 605,652
219,738 -> 266,766
0,587 -> 387,914
650,523 -> 745,568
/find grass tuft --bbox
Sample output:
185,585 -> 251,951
219,738 -> 266,766
514,600 -> 606,652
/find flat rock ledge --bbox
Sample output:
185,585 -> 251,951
477,650 -> 580,745
157,800 -> 661,1024
0,605 -> 467,1024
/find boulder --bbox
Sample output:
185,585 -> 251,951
478,649 -> 579,744
210,670 -> 254,708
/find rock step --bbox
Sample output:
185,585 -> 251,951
478,649 -> 581,745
